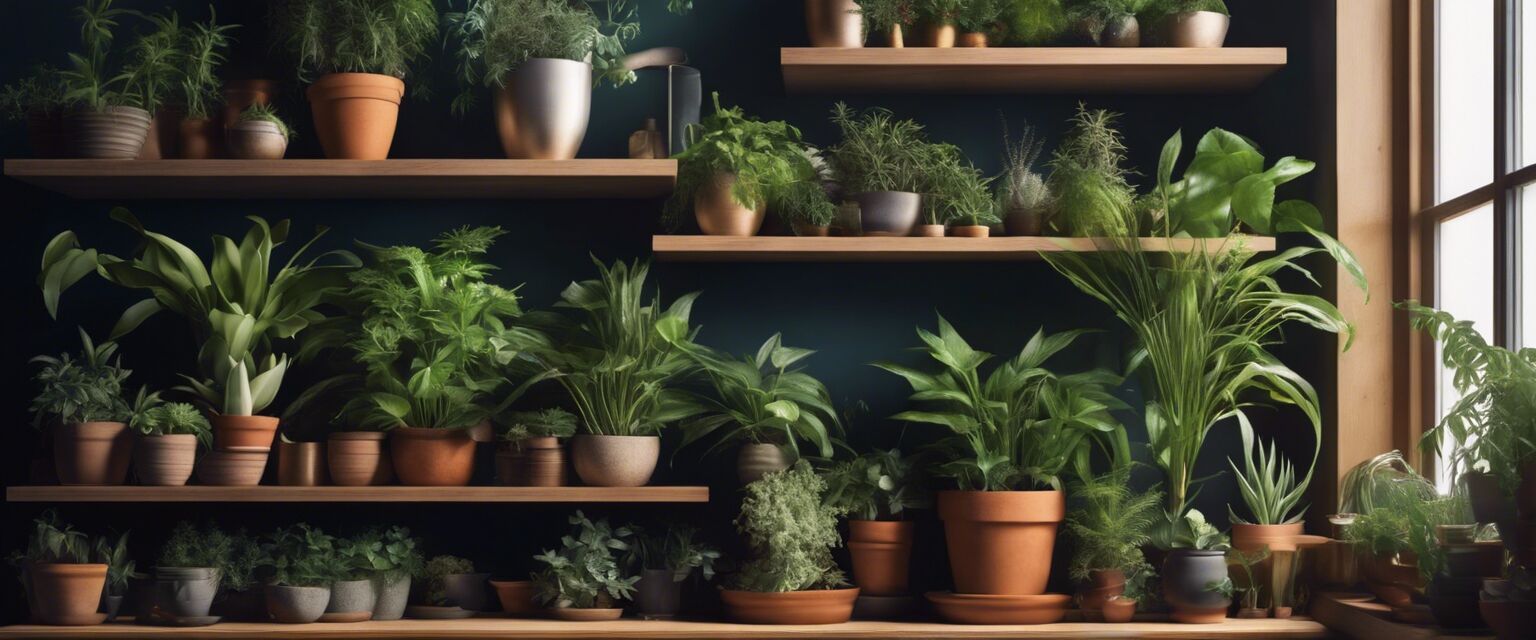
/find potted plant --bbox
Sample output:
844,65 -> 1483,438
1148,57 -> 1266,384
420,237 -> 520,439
411,555 -> 487,618
9,512 -> 111,626
262,524 -> 343,624
1225,549 -> 1268,618
155,522 -> 228,621
821,449 -> 931,599
956,0 -> 1006,46
536,258 -> 702,487
1147,510 -> 1232,623
495,408 -> 577,487
1226,420 -> 1316,615
99,532 -> 140,622
489,576 -> 539,618
226,103 -> 291,160
58,0 -> 160,158
122,11 -> 183,159
1345,487 -> 1474,608
997,120 -> 1052,236
174,10 -> 238,159
131,400 -> 211,486
775,180 -> 839,237
530,512 -> 637,621
806,0 -> 865,47
29,329 -> 135,486
1045,104 -> 1136,237
333,527 -> 422,621
627,525 -> 719,619
1,64 -> 71,157
665,93 -> 817,237
269,0 -> 437,159
1063,469 -> 1160,615
1065,0 -> 1145,45
913,0 -> 961,46
444,0 -> 685,160
1006,0 -> 1069,45
877,318 -> 1124,599
922,144 -> 997,237
674,333 -> 842,484
827,103 -> 935,237
855,0 -> 917,46
1140,0 -> 1228,47
340,226 -> 549,486
209,529 -> 266,622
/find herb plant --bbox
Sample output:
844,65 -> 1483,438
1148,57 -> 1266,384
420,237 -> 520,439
774,180 -> 838,231
60,0 -> 135,112
957,0 -> 1008,34
821,449 -> 932,520
997,119 -> 1052,216
1227,420 -> 1310,525
734,462 -> 848,593
131,402 -> 213,448
674,333 -> 842,461
665,93 -> 820,231
269,0 -> 438,83
923,143 -> 998,227
1344,481 -> 1474,581
1047,104 -> 1137,236
1006,0 -> 1068,45
237,103 -> 294,140
1139,0 -> 1228,25
262,524 -> 343,588
30,329 -> 133,429
627,524 -> 720,582
339,526 -> 424,585
422,555 -> 476,605
0,65 -> 69,121
532,512 -> 638,609
12,512 -> 99,566
160,522 -> 231,571
1064,0 -> 1149,43
177,10 -> 239,120
498,408 -> 579,443
826,103 -> 933,195
1064,469 -> 1160,594
855,0 -> 918,36
118,12 -> 183,114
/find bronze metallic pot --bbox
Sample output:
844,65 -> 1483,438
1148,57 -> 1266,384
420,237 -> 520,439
278,441 -> 328,486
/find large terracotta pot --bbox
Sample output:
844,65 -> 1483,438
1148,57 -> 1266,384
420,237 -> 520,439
277,441 -> 328,486
856,191 -> 922,237
804,0 -> 864,47
177,117 -> 218,159
54,422 -> 132,486
135,433 -> 198,486
195,451 -> 269,486
848,520 -> 914,596
390,427 -> 476,486
328,431 -> 394,486
496,437 -> 566,486
695,173 -> 767,236
489,580 -> 538,617
1078,568 -> 1125,611
1362,553 -> 1424,607
64,106 -> 151,159
938,490 -> 1064,595
138,107 -> 182,160
221,79 -> 276,128
28,564 -> 108,626
571,435 -> 659,487
26,110 -> 67,158
306,72 -> 404,160
737,443 -> 791,485
493,58 -> 592,160
210,415 -> 280,453
720,587 -> 860,624
225,121 -> 288,160
1162,549 -> 1230,624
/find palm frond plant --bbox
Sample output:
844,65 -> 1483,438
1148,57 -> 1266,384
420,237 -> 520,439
821,448 -> 932,521
176,10 -> 239,121
532,511 -> 639,609
1227,419 -> 1310,525
1064,469 -> 1161,605
269,0 -> 438,83
1046,103 -> 1137,237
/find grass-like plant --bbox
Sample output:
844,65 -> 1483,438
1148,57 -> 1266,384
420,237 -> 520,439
237,103 -> 294,140
131,401 -> 213,448
826,103 -> 933,195
262,524 -> 344,588
269,0 -> 437,84
997,118 -> 1052,216
177,10 -> 239,120
923,143 -> 998,227
665,93 -> 819,231
820,449 -> 932,520
627,524 -> 720,583
674,333 -> 842,461
1343,477 -> 1474,581
29,329 -> 133,429
733,462 -> 848,592
118,11 -> 183,114
532,512 -> 638,608
1047,104 -> 1137,236
773,180 -> 838,231
1064,468 -> 1160,597
1227,419 -> 1309,525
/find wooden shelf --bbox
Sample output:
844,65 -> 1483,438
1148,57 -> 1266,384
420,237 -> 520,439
652,235 -> 1277,262
4,486 -> 708,503
0,617 -> 1331,638
2,159 -> 678,199
780,47 -> 1288,94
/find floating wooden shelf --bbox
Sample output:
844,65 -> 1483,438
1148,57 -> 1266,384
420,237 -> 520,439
2,159 -> 678,199
652,235 -> 1277,262
4,486 -> 708,503
0,617 -> 1331,638
780,47 -> 1289,94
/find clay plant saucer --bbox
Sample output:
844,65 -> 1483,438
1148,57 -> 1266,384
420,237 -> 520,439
925,592 -> 1070,625
547,607 -> 624,621
405,605 -> 476,620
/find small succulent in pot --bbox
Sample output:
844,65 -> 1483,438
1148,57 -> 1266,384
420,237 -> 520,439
532,512 -> 638,611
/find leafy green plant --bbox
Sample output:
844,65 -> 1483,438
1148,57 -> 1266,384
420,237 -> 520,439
1004,0 -> 1068,45
917,0 -> 964,21
627,524 -> 720,582
422,555 -> 476,605
0,65 -> 69,120
855,0 -> 919,35
997,118 -> 1052,215
1227,419 -> 1309,525
1226,549 -> 1267,609
60,0 -> 136,112
821,449 -> 932,520
665,93 -> 819,230
262,524 -> 343,588
160,521 -> 230,571
339,527 -> 424,585
1047,104 -> 1137,236
498,408 -> 579,443
269,0 -> 438,84
1064,0 -> 1148,43
1149,509 -> 1230,551
177,10 -> 239,119
237,103 -> 294,140
11,511 -> 99,566
826,103 -> 933,195
957,0 -> 1009,33
674,333 -> 842,461
1064,469 -> 1160,590
1344,484 -> 1473,581
536,258 -> 702,437
131,401 -> 213,448
100,531 -> 142,597
734,462 -> 848,593
532,512 -> 637,608
876,317 -> 1126,491
923,143 -> 998,227
30,328 -> 133,429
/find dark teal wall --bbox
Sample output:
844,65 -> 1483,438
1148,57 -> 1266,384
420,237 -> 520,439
0,0 -> 1333,617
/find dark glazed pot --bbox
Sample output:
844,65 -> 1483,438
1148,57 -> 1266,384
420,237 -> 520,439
1162,549 -> 1231,624
443,573 -> 491,612
855,191 -> 922,237
634,569 -> 681,619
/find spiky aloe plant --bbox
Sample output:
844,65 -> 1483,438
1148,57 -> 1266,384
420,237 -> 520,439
1227,419 -> 1309,525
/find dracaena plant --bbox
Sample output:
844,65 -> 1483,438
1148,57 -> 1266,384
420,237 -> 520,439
875,317 -> 1127,492
532,511 -> 638,609
673,333 -> 843,461
820,448 -> 932,521
1227,419 -> 1310,526
29,328 -> 133,429
41,209 -> 359,418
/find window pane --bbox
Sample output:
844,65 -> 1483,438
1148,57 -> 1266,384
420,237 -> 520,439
1523,1 -> 1536,167
1523,185 -> 1535,347
1435,202 -> 1495,492
1437,0 -> 1495,202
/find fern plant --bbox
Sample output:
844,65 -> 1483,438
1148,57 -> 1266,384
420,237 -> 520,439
733,462 -> 848,592
269,0 -> 438,83
1064,469 -> 1160,595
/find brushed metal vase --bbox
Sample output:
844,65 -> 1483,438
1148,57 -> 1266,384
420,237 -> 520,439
494,58 -> 592,160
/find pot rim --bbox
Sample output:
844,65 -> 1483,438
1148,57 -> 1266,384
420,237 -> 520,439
573,434 -> 660,442
514,57 -> 595,72
329,431 -> 388,441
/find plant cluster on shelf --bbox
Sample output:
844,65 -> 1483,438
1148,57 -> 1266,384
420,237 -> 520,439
815,0 -> 1233,49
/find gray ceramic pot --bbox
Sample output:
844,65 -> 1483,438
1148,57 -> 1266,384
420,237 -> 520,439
634,569 -> 681,619
326,580 -> 377,615
1162,550 -> 1231,618
443,573 -> 491,612
493,58 -> 592,160
155,567 -> 220,618
737,443 -> 790,485
266,585 -> 331,623
1102,15 -> 1140,46
572,435 -> 659,487
372,575 -> 412,621
64,106 -> 151,159
855,191 -> 922,237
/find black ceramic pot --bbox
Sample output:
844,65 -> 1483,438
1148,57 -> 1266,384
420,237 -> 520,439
634,569 -> 681,619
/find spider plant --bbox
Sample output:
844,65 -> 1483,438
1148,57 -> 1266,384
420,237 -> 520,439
673,333 -> 842,461
1227,419 -> 1310,525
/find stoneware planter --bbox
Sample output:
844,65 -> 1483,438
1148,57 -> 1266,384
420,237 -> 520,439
489,580 -> 538,617
277,441 -> 328,486
155,567 -> 219,618
1004,206 -> 1044,236
266,585 -> 331,624
805,0 -> 864,47
737,443 -> 791,484
958,32 -> 989,47
938,490 -> 1064,595
549,607 -> 625,621
64,106 -> 151,159
444,573 -> 492,612
1162,549 -> 1231,624
917,224 -> 946,237
720,588 -> 860,625
1101,596 -> 1136,623
634,569 -> 681,619
1078,569 -> 1125,611
695,173 -> 767,236
571,435 -> 660,487
372,575 -> 411,621
139,107 -> 181,159
1102,15 -> 1141,46
494,58 -> 592,160
497,437 -> 567,486
951,225 -> 990,238
848,520 -> 914,596
924,592 -> 1070,625
390,427 -> 477,486
222,79 -> 277,127
26,110 -> 67,158
29,564 -> 109,626
195,450 -> 268,486
856,191 -> 922,237
328,432 -> 394,486
136,433 -> 198,486
320,579 -> 375,623
211,415 -> 280,453
54,421 -> 132,486
178,118 -> 218,159
225,121 -> 288,160
1155,11 -> 1229,47
307,72 -> 404,160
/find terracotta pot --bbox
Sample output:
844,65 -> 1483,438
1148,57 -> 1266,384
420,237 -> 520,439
791,221 -> 831,237
958,32 -> 988,47
1101,597 -> 1135,623
1230,522 -> 1304,606
225,121 -> 288,160
1518,460 -> 1536,518
54,422 -> 132,486
328,432 -> 394,486
1154,11 -> 1229,47
857,191 -> 922,236
222,79 -> 276,128
493,58 -> 592,160
211,415 -> 280,453
196,450 -> 269,486
848,520 -> 914,596
938,490 -> 1064,596
138,107 -> 182,160
1236,607 -> 1267,619
920,22 -> 957,47
64,106 -> 151,159
1078,569 -> 1125,611
266,585 -> 331,623
885,25 -> 906,48
1102,15 -> 1141,46
805,0 -> 864,46
1362,553 -> 1424,607
1481,599 -> 1536,640
177,118 -> 218,159
951,225 -> 990,238
738,443 -> 791,484
571,435 -> 659,487
721,588 -> 860,624
306,72 -> 404,160
135,433 -> 198,486
278,441 -> 328,486
634,569 -> 681,619
916,224 -> 946,237
26,110 -> 67,158
1162,549 -> 1231,624
390,427 -> 476,486
489,580 -> 538,617
496,437 -> 567,487
29,564 -> 108,626
695,173 -> 767,236
1004,207 -> 1044,236
549,607 -> 624,621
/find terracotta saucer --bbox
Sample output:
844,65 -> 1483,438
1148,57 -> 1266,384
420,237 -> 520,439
925,592 -> 1070,625
46,612 -> 109,626
405,605 -> 475,620
547,607 -> 624,621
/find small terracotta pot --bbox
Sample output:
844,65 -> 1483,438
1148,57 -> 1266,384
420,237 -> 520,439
328,432 -> 394,486
390,427 -> 476,486
939,490 -> 1064,596
917,224 -> 946,237
791,221 -> 831,237
26,110 -> 67,158
177,117 -> 218,159
571,435 -> 659,487
695,173 -> 766,236
1078,569 -> 1125,611
738,443 -> 791,485
135,433 -> 198,486
64,106 -> 151,159
54,422 -> 132,486
1101,597 -> 1135,623
549,607 -> 624,621
195,450 -> 268,486
138,107 -> 182,160
958,32 -> 988,47
277,441 -> 328,486
920,22 -> 957,47
222,79 -> 276,128
28,564 -> 108,626
496,437 -> 566,486
720,587 -> 860,624
951,225 -> 990,238
489,580 -> 538,617
211,415 -> 280,453
848,520 -> 914,596
805,0 -> 864,47
306,72 -> 404,160
225,121 -> 288,160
